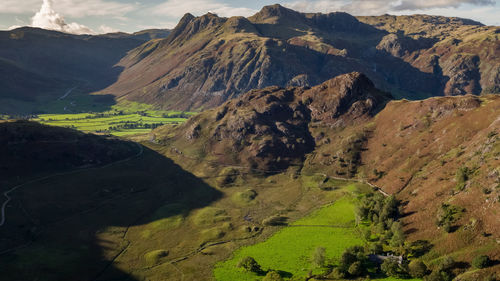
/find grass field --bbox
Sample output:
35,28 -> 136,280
31,102 -> 196,136
214,195 -> 421,281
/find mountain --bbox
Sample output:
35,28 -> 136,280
99,4 -> 500,111
153,72 -> 500,278
155,72 -> 391,171
0,27 -> 170,114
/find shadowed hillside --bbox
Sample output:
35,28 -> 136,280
0,121 -> 221,281
0,27 -> 170,114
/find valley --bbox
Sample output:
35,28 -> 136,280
0,3 -> 499,281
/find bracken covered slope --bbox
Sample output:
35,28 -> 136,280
100,4 -> 500,110
154,72 -> 500,277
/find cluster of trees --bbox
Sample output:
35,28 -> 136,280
108,122 -> 166,131
162,112 -> 190,118
355,194 -> 405,247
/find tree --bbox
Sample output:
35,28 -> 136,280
369,242 -> 383,255
381,259 -> 401,277
237,256 -> 261,273
348,261 -> 363,277
409,259 -> 428,278
437,256 -> 455,272
472,255 -> 491,269
263,271 -> 283,281
390,222 -> 405,247
312,247 -> 326,268
424,270 -> 452,281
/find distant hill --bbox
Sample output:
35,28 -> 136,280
98,4 -> 500,110
0,27 -> 170,114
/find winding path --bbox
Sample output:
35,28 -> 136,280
0,143 -> 144,228
59,85 -> 78,100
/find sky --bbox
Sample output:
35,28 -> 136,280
0,0 -> 498,34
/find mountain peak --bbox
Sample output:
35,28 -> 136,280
249,4 -> 303,24
303,72 -> 392,125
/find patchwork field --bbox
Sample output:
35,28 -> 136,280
31,102 -> 195,136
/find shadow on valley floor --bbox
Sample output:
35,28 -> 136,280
0,124 -> 222,280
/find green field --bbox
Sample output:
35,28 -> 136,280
31,102 -> 195,136
214,195 -> 420,281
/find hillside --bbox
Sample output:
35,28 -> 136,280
0,121 -> 221,281
0,27 -> 170,114
99,4 -> 500,110
152,72 -> 500,279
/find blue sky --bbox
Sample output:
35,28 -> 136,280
0,0 -> 498,34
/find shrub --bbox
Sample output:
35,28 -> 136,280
408,259 -> 428,278
381,259 -> 401,277
329,268 -> 345,279
437,256 -> 455,272
263,271 -> 284,281
238,256 -> 261,273
348,261 -> 363,277
436,204 -> 464,231
424,270 -> 452,281
455,166 -> 472,191
368,242 -> 383,255
472,255 -> 491,269
405,240 -> 432,258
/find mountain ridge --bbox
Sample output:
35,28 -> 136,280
98,4 -> 499,111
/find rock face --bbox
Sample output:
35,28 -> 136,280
156,72 -> 391,171
99,5 -> 500,110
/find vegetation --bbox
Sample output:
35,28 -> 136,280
214,188 -> 422,281
436,204 -> 465,233
472,255 -> 491,269
408,260 -> 428,278
238,256 -> 262,273
31,103 -> 195,136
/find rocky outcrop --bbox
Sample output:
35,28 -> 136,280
157,72 -> 391,171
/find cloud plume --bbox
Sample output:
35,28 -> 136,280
31,0 -> 94,34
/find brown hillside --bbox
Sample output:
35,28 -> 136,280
99,5 -> 499,110
154,73 -> 500,275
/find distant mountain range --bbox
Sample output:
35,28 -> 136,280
99,4 -> 500,110
1,4 -> 499,114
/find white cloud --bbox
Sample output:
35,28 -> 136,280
99,24 -> 119,33
283,0 -> 495,15
152,0 -> 257,18
31,0 -> 95,34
